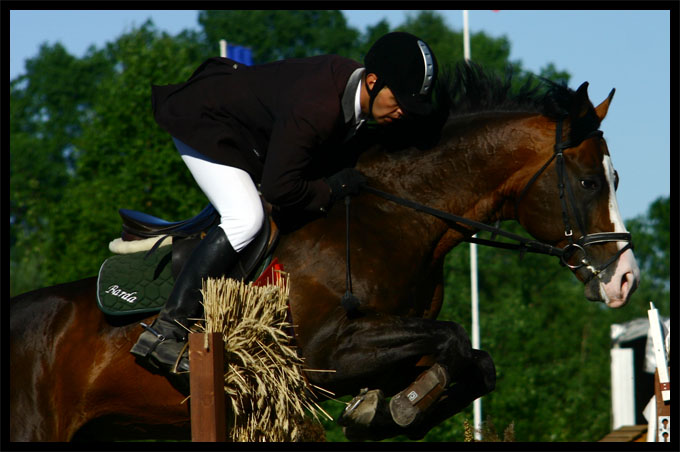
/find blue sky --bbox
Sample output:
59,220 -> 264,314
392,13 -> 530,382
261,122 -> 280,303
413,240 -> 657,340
8,9 -> 672,221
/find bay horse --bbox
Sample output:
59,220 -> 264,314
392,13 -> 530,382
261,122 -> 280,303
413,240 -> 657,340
9,63 -> 639,442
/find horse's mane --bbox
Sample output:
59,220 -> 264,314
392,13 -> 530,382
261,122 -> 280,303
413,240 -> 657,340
437,62 -> 602,141
372,61 -> 601,152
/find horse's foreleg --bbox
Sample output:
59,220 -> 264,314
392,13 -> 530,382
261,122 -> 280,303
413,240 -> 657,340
303,313 -> 495,440
401,348 -> 496,440
307,314 -> 473,391
339,349 -> 495,441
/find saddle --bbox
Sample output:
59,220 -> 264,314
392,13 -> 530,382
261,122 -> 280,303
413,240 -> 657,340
97,202 -> 279,316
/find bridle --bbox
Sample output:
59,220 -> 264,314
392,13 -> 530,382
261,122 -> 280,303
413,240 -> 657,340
341,117 -> 633,314
512,118 -> 633,282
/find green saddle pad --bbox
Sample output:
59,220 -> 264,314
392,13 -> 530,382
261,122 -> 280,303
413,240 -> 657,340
97,248 -> 175,316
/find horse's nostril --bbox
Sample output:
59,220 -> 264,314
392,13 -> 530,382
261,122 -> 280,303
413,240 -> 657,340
621,275 -> 630,297
618,271 -> 637,304
625,271 -> 638,295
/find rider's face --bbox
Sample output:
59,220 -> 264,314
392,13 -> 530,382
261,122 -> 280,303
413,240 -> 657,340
362,74 -> 406,125
371,86 -> 406,125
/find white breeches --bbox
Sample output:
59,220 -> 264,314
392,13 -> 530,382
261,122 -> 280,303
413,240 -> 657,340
174,138 -> 263,253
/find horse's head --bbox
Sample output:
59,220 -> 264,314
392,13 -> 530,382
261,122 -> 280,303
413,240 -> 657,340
364,64 -> 640,308
515,82 -> 639,308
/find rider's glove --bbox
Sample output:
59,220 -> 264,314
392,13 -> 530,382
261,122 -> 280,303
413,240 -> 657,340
326,168 -> 367,204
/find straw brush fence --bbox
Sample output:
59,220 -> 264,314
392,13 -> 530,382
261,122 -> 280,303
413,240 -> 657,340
194,271 -> 331,441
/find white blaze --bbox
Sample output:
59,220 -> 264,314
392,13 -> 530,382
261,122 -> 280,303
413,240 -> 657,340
599,155 -> 640,307
603,155 -> 627,237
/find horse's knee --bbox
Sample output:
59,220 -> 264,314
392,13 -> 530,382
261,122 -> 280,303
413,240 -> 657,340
471,349 -> 496,394
435,321 -> 473,376
434,326 -> 494,396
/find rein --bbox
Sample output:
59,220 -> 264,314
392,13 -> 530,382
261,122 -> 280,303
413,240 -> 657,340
363,185 -> 566,258
340,118 -> 633,315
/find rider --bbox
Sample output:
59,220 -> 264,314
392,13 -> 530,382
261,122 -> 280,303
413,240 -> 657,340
130,31 -> 439,373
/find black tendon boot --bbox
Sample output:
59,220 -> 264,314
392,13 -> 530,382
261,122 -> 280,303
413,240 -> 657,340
130,227 -> 239,373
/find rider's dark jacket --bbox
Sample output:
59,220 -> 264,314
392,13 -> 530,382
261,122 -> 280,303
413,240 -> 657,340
151,55 -> 364,213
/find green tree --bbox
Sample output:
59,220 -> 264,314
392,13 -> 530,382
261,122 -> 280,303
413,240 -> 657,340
9,22 -> 211,291
198,10 -> 361,62
40,23 -> 212,285
378,11 -> 571,96
10,43 -> 113,295
625,196 -> 670,305
400,11 -> 514,74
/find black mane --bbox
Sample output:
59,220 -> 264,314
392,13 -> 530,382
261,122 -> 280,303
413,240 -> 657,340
372,61 -> 602,152
439,62 -> 603,144
439,61 -> 573,121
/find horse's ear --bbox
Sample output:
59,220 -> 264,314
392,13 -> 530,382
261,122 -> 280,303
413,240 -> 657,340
594,88 -> 616,122
570,82 -> 592,119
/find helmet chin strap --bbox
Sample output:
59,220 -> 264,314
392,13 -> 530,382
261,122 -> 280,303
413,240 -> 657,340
365,77 -> 385,119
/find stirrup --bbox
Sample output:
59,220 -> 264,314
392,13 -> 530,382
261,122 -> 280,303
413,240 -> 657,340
130,322 -> 167,361
171,341 -> 191,374
130,321 -> 190,373
389,363 -> 449,427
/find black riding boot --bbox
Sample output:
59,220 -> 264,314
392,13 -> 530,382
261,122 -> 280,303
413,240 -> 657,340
130,227 -> 239,373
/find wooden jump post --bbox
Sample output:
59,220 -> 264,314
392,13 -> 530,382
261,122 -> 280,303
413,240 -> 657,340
188,39 -> 239,442
189,332 -> 227,442
188,259 -> 284,442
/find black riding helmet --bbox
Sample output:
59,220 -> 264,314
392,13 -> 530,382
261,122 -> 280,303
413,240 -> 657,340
364,31 -> 439,117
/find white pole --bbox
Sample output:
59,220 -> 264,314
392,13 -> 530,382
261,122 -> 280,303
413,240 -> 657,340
648,302 -> 670,401
610,346 -> 636,429
463,10 -> 471,61
463,9 -> 481,441
219,39 -> 227,58
470,236 -> 481,440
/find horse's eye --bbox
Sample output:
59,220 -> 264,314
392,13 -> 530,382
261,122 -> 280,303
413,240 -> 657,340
614,170 -> 619,191
580,179 -> 599,191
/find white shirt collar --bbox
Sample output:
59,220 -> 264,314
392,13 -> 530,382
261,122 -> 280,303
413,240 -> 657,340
354,77 -> 366,128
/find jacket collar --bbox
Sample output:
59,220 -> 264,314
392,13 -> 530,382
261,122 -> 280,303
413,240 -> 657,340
342,68 -> 365,124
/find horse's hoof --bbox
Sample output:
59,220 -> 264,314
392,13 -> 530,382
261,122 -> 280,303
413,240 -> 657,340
339,388 -> 382,427
339,388 -> 394,441
389,363 -> 448,427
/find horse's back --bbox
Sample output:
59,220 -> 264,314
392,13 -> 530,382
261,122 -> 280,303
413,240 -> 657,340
11,277 -> 95,329
10,277 -> 190,441
10,278 -> 95,439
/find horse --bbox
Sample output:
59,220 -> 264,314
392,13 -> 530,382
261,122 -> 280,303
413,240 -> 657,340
9,63 -> 640,442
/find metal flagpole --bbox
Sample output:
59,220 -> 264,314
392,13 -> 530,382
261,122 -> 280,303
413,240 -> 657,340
463,9 -> 482,442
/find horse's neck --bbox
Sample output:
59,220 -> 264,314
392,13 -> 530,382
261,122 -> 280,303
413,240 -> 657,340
364,114 -> 545,227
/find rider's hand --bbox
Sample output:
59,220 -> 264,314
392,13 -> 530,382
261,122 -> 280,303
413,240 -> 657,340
326,168 -> 367,204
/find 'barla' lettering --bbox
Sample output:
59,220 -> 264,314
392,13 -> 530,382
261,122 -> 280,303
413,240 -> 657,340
105,285 -> 138,303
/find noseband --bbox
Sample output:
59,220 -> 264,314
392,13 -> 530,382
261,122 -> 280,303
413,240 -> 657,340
360,118 -> 633,285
